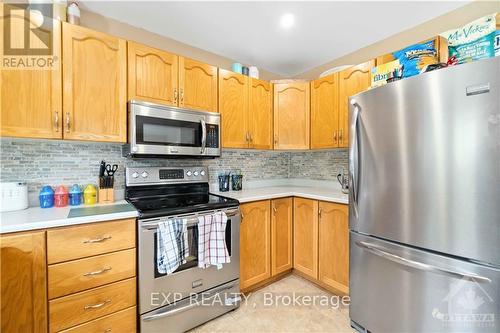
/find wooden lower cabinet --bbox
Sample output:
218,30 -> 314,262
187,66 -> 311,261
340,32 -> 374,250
240,200 -> 272,290
58,306 -> 136,333
293,198 -> 319,279
271,198 -> 293,275
1,231 -> 48,333
49,278 -> 136,332
318,202 -> 350,294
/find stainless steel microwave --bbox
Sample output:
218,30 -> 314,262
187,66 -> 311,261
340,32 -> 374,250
124,100 -> 220,158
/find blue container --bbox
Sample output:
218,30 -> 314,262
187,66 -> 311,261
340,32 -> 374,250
231,62 -> 243,74
39,185 -> 54,208
69,184 -> 83,206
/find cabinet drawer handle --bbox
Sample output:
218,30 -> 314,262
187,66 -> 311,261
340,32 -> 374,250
65,112 -> 70,133
54,111 -> 59,132
82,235 -> 112,244
84,299 -> 111,310
83,267 -> 112,277
103,329 -> 112,333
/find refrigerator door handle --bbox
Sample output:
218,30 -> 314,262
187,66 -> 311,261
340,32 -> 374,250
355,241 -> 492,283
349,99 -> 360,218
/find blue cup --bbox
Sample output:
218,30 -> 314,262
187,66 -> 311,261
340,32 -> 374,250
231,63 -> 242,74
39,185 -> 54,208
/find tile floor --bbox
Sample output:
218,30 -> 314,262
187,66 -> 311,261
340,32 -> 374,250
190,275 -> 356,332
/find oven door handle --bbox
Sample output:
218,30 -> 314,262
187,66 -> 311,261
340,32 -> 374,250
200,119 -> 207,154
140,208 -> 240,230
142,284 -> 236,322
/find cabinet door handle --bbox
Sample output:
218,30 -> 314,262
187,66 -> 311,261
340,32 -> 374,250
54,111 -> 59,132
83,266 -> 112,277
333,131 -> 337,142
273,207 -> 277,214
249,133 -> 253,142
65,112 -> 70,133
84,299 -> 111,310
274,135 -> 278,145
318,208 -> 322,218
339,129 -> 343,141
82,235 -> 112,244
180,89 -> 184,103
174,89 -> 178,103
241,213 -> 244,221
245,132 -> 250,142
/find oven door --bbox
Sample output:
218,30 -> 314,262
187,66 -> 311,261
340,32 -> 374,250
138,207 -> 240,314
129,100 -> 220,157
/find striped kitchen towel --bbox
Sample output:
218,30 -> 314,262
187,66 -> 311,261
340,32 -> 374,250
197,211 -> 230,269
157,218 -> 189,275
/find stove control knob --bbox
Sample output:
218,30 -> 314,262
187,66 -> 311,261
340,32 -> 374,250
186,170 -> 192,177
194,171 -> 199,176
200,170 -> 206,176
141,171 -> 148,178
132,172 -> 139,179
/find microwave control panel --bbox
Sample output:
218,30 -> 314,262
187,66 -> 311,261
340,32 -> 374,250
206,124 -> 219,148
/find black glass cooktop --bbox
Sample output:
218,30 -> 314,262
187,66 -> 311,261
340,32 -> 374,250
125,183 -> 239,218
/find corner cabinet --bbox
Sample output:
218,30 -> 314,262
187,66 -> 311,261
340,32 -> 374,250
240,200 -> 271,290
0,16 -> 62,139
310,74 -> 339,149
293,198 -> 318,279
218,69 -> 249,148
1,231 -> 48,333
273,82 -> 310,149
338,60 -> 374,148
62,23 -> 127,142
318,202 -> 349,294
179,57 -> 218,112
128,41 -> 178,106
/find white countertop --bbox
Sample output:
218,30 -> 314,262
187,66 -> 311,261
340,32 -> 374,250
0,200 -> 138,234
211,179 -> 349,204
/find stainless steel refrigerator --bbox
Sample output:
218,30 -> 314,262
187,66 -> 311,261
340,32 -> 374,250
349,56 -> 499,333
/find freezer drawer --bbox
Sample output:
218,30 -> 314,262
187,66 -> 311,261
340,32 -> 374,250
350,232 -> 499,333
140,280 -> 240,333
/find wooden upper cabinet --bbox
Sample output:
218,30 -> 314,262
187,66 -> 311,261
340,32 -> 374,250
318,202 -> 349,294
218,69 -> 249,148
310,74 -> 339,149
128,42 -> 178,106
273,82 -> 310,149
62,23 -> 127,142
240,200 -> 271,290
1,231 -> 47,333
271,197 -> 293,276
0,15 -> 62,139
249,78 -> 273,149
338,60 -> 374,148
179,57 -> 217,112
293,197 -> 318,279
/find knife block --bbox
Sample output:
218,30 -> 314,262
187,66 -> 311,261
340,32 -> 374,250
98,187 -> 114,204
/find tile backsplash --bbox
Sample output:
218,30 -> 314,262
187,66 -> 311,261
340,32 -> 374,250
0,138 -> 348,196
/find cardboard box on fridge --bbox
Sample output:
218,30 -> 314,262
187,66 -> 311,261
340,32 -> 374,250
371,59 -> 401,88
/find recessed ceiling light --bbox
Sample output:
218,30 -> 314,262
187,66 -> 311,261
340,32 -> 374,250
280,13 -> 295,29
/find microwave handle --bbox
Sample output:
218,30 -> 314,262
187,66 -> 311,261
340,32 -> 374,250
200,119 -> 207,154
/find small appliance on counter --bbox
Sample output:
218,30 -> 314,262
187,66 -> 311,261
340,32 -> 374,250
1,182 -> 28,212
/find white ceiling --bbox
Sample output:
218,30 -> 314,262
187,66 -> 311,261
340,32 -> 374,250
81,1 -> 469,77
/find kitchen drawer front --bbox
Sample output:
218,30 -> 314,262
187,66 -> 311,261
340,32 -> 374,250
59,306 -> 136,333
49,278 -> 136,332
48,248 -> 136,299
47,219 -> 135,264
